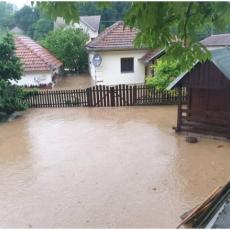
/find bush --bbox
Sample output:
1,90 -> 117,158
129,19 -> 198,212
41,28 -> 89,73
146,59 -> 183,90
0,80 -> 28,114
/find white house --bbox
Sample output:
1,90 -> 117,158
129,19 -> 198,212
12,36 -> 63,88
54,15 -> 101,40
86,21 -> 164,86
200,33 -> 230,50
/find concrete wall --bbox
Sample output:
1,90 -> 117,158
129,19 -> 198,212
10,71 -> 53,87
88,50 -> 148,85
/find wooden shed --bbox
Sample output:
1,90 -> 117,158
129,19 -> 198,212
167,47 -> 230,138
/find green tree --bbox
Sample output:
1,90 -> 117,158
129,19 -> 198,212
124,2 -> 230,69
146,60 -> 183,90
0,32 -> 26,114
14,5 -> 40,37
32,18 -> 53,41
0,2 -> 15,33
41,28 -> 88,73
0,32 -> 22,82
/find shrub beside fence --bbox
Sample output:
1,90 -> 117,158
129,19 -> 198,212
24,84 -> 187,108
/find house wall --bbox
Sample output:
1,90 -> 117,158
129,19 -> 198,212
88,50 -> 148,85
10,71 -> 53,87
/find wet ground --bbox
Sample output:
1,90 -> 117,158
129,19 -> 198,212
0,106 -> 230,228
54,74 -> 92,90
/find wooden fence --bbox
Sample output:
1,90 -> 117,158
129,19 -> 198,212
24,84 -> 187,108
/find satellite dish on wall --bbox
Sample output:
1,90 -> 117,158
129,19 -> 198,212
92,54 -> 102,67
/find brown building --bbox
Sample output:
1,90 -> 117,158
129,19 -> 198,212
167,47 -> 230,138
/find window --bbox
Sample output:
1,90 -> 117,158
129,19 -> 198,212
121,58 -> 134,73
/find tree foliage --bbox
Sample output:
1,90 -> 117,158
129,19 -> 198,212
0,80 -> 27,114
32,18 -> 53,41
41,28 -> 88,73
0,2 -> 15,34
13,5 -> 53,40
0,33 -> 26,114
0,32 -> 23,82
124,2 -> 230,70
146,60 -> 184,90
14,5 -> 40,36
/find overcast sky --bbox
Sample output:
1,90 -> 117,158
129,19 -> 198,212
6,0 -> 32,9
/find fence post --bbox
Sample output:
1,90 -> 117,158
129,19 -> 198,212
133,85 -> 137,105
110,87 -> 115,107
86,87 -> 92,107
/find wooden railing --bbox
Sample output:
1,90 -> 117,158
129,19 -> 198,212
24,84 -> 187,108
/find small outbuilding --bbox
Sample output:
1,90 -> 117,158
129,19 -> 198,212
12,36 -> 63,88
167,47 -> 230,138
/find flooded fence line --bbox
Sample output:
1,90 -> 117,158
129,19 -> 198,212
24,84 -> 187,108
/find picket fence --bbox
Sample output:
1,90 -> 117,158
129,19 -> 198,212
24,84 -> 187,108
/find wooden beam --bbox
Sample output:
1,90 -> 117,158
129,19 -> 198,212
176,86 -> 182,131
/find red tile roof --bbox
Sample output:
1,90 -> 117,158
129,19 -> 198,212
86,21 -> 140,51
15,36 -> 63,72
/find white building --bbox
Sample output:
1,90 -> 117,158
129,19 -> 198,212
86,21 -> 164,86
54,15 -> 101,40
12,36 -> 62,88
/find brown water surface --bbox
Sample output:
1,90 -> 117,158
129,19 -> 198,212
0,106 -> 230,228
54,74 -> 92,89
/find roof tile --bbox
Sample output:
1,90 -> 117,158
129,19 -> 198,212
15,36 -> 63,72
86,21 -> 139,51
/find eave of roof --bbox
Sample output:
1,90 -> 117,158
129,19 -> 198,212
139,49 -> 165,64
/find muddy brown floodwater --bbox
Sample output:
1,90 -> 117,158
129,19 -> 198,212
54,74 -> 92,89
0,106 -> 230,228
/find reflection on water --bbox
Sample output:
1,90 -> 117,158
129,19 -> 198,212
0,106 -> 230,228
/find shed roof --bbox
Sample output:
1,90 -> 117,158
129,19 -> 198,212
86,21 -> 141,51
200,33 -> 230,47
167,47 -> 230,90
15,36 -> 63,72
80,15 -> 101,32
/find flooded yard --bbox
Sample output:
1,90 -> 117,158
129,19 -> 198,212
54,74 -> 92,89
0,106 -> 230,228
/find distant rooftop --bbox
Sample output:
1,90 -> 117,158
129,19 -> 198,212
80,15 -> 101,32
15,36 -> 62,72
201,33 -> 230,47
54,15 -> 101,33
10,26 -> 24,34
